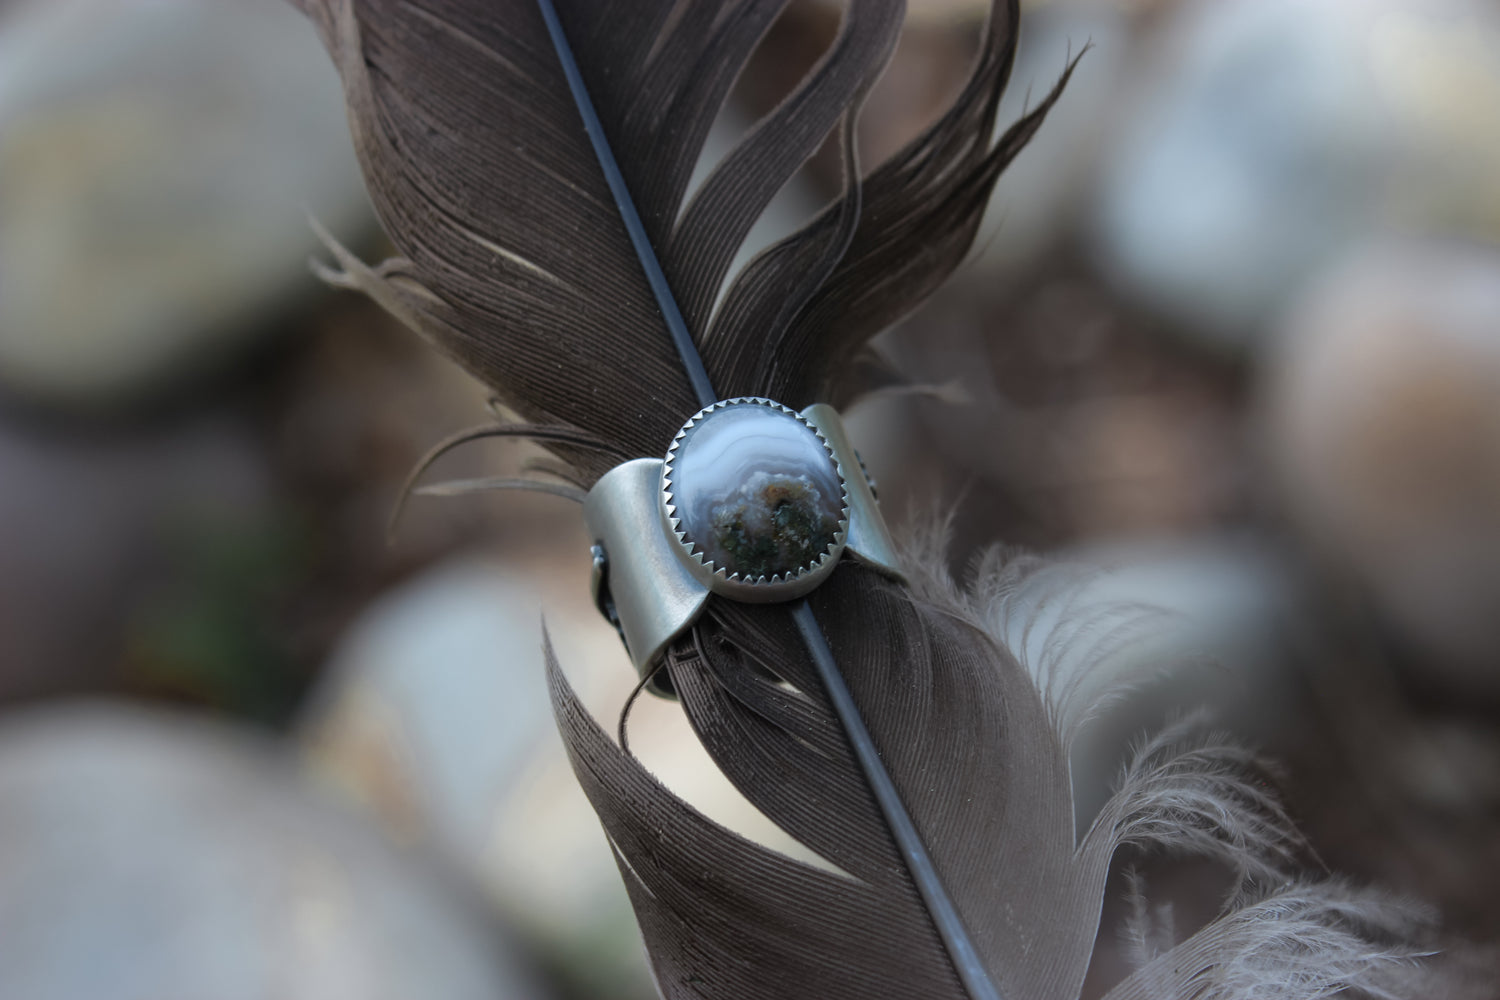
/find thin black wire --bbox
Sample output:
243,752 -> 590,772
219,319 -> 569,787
533,3 -> 1001,998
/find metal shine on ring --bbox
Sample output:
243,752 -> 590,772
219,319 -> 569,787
583,397 -> 903,686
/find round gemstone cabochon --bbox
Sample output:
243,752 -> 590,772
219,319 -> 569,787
666,402 -> 846,581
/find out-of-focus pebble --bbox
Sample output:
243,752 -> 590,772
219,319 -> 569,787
0,702 -> 549,1000
301,560 -> 555,856
1093,0 -> 1500,349
1262,240 -> 1500,693
0,0 -> 371,406
300,552 -> 820,999
299,555 -> 653,997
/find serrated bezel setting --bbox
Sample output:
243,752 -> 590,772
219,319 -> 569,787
660,397 -> 850,602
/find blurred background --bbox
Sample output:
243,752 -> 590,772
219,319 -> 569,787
1,0 -> 1497,997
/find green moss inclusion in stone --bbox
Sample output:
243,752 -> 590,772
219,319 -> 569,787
707,471 -> 840,579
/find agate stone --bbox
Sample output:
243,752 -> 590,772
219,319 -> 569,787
665,401 -> 845,580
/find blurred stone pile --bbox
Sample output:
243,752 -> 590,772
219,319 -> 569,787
0,0 -> 372,407
0,703 -> 550,1000
0,0 -> 648,994
1,0 -> 1498,996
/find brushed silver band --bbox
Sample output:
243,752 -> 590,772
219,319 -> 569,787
584,400 -> 902,694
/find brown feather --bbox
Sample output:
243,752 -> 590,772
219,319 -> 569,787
291,0 -> 1439,997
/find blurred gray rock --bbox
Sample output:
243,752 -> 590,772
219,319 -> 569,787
301,559 -> 554,858
1261,239 -> 1500,695
1092,0 -> 1500,350
0,702 -> 549,1000
300,553 -> 813,1000
0,0 -> 371,406
300,555 -> 661,999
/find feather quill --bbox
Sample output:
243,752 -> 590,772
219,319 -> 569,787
291,0 -> 1441,997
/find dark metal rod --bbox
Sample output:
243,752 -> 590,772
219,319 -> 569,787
533,0 -> 716,408
536,4 -> 1000,997
792,601 -> 1002,1000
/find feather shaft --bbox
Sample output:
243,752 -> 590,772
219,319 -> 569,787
791,600 -> 1002,1000
534,0 -> 716,407
534,5 -> 1001,997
